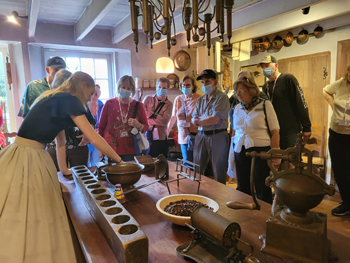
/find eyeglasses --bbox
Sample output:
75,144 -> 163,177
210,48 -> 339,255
182,84 -> 192,88
234,88 -> 247,96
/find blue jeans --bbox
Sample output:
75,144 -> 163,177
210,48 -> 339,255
180,144 -> 193,162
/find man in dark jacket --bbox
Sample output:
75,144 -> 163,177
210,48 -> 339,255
258,55 -> 311,149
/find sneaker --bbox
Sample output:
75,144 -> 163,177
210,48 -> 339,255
331,203 -> 350,216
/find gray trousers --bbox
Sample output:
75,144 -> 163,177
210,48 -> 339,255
193,131 -> 229,184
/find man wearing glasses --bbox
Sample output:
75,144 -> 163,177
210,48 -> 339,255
192,69 -> 230,184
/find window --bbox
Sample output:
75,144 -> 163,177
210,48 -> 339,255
44,50 -> 114,101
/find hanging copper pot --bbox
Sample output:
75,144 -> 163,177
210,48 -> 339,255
313,25 -> 323,38
272,36 -> 283,49
262,37 -> 271,49
255,45 -> 264,52
285,32 -> 294,45
297,29 -> 309,42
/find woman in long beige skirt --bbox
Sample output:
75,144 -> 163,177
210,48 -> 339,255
0,72 -> 123,263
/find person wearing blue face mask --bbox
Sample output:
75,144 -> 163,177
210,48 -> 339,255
98,75 -> 149,161
191,69 -> 230,185
143,77 -> 173,158
167,75 -> 200,162
258,55 -> 311,149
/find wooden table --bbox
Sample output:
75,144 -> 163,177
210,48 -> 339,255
59,161 -> 350,263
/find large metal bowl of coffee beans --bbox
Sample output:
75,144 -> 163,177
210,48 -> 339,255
156,194 -> 219,226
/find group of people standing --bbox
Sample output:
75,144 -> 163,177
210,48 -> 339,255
1,54 -> 349,262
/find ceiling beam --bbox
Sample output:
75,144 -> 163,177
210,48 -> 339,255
28,0 -> 41,37
75,0 -> 120,41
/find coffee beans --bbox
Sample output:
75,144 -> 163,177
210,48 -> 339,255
164,199 -> 213,216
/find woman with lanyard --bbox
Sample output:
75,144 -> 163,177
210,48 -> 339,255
168,75 -> 200,162
323,65 -> 350,216
230,78 -> 280,204
87,84 -> 104,166
98,75 -> 148,161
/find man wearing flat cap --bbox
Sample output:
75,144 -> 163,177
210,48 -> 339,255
18,56 -> 66,117
192,69 -> 230,184
258,55 -> 311,149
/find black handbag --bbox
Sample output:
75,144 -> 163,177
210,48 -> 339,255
146,100 -> 166,141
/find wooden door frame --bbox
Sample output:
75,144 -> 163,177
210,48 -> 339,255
336,39 -> 350,79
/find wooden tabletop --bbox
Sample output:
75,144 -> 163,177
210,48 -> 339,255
59,161 -> 350,263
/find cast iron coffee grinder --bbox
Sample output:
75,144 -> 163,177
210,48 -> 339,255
227,134 -> 338,263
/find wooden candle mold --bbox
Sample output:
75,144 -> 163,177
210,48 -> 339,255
72,166 -> 148,263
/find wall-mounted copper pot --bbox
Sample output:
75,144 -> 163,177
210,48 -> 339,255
297,29 -> 309,42
272,36 -> 283,49
313,25 -> 323,38
255,45 -> 264,52
285,32 -> 294,45
262,37 -> 271,49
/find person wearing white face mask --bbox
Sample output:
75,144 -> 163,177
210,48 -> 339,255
167,75 -> 200,162
98,75 -> 149,161
258,55 -> 311,149
143,77 -> 173,158
191,69 -> 230,184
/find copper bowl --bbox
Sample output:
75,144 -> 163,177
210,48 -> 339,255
103,163 -> 145,188
273,173 -> 327,215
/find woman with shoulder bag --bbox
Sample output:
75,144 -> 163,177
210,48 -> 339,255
143,77 -> 173,158
98,75 -> 148,161
168,75 -> 200,162
229,78 -> 280,204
